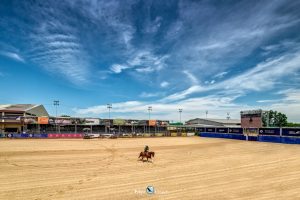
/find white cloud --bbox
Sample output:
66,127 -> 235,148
268,89 -> 300,122
214,71 -> 228,78
183,70 -> 199,85
139,92 -> 162,98
135,67 -> 154,73
0,51 -> 25,62
160,81 -> 169,88
163,49 -> 300,102
161,85 -> 206,102
73,94 -> 248,121
110,64 -> 129,74
256,100 -> 280,103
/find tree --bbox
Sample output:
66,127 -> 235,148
274,112 -> 287,127
262,110 -> 288,127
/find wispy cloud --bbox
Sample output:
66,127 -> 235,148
183,70 -> 199,85
163,48 -> 300,101
0,51 -> 24,62
139,92 -> 163,98
214,71 -> 228,79
160,81 -> 169,88
110,64 -> 129,74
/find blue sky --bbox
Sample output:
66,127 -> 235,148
1,0 -> 300,122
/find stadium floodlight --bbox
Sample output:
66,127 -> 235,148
148,106 -> 152,120
107,104 -> 112,133
179,109 -> 183,123
227,112 -> 230,120
148,106 -> 152,134
53,100 -> 59,133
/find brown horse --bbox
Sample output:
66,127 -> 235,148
139,151 -> 155,162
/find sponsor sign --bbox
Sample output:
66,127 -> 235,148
258,128 -> 280,135
38,117 -> 49,124
282,128 -> 300,137
205,128 -> 216,132
138,120 -> 147,126
84,118 -> 100,125
216,128 -> 228,133
229,128 -> 243,134
148,120 -> 156,126
171,132 -> 178,137
0,116 -> 22,120
22,117 -> 38,124
187,132 -> 195,136
113,119 -> 125,125
55,118 -> 72,125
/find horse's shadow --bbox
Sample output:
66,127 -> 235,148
138,159 -> 153,163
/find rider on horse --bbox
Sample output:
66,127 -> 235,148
144,145 -> 149,153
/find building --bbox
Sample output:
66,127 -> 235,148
240,109 -> 264,128
185,118 -> 241,127
0,104 -> 49,133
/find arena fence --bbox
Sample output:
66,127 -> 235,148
0,132 -> 196,139
198,127 -> 300,144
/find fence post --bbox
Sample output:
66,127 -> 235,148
280,127 -> 282,137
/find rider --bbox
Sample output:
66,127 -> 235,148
144,145 -> 149,153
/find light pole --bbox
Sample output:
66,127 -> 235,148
53,100 -> 59,133
107,104 -> 112,133
179,109 -> 183,123
227,112 -> 230,120
148,106 -> 152,134
205,110 -> 208,119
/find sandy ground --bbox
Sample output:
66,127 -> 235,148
1,137 -> 300,200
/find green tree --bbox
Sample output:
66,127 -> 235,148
262,110 -> 287,127
274,112 -> 287,127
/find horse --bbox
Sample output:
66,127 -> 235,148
139,151 -> 155,162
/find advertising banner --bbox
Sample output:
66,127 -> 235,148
138,120 -> 147,126
0,116 -> 22,120
113,119 -> 125,125
282,128 -> 300,137
84,118 -> 100,125
99,119 -> 112,126
55,118 -> 72,125
148,120 -> 156,126
22,117 -> 38,124
38,117 -> 49,124
171,132 -> 178,137
205,128 -> 216,132
156,121 -> 169,126
258,128 -> 280,135
216,128 -> 228,133
229,128 -> 243,134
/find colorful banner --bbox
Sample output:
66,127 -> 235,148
48,133 -> 83,138
113,119 -> 125,125
38,117 -> 49,124
148,120 -> 156,126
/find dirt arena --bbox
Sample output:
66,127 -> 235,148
1,137 -> 300,200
